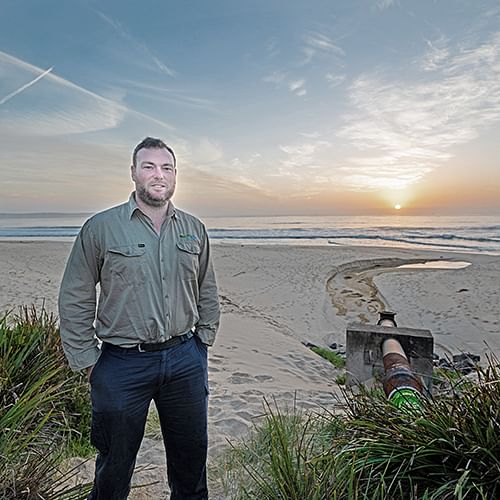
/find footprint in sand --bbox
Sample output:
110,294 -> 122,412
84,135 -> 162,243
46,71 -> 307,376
212,417 -> 249,436
228,372 -> 255,384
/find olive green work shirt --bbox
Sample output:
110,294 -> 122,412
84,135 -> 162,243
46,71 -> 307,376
58,194 -> 220,371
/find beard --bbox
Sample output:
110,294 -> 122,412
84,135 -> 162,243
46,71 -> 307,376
136,183 -> 175,208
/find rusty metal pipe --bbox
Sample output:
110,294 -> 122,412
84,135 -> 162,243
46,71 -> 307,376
378,312 -> 424,411
382,339 -> 423,397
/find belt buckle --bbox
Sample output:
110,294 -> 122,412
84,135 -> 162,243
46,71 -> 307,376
138,335 -> 174,352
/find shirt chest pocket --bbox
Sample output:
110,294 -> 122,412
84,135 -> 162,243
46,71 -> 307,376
106,245 -> 147,287
176,240 -> 200,279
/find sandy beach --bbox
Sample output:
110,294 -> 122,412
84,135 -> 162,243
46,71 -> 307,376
1,240 -> 499,497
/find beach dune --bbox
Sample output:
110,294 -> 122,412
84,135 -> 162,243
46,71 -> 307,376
1,240 -> 499,497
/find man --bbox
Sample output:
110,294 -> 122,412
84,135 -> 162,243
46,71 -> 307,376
59,137 -> 220,500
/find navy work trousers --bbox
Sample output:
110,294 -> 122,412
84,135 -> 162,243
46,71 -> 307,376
87,335 -> 209,500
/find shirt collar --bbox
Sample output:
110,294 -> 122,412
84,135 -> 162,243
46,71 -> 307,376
127,192 -> 177,220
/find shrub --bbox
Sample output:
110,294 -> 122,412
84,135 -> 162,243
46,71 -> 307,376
218,397 -> 345,499
219,356 -> 500,500
0,306 -> 92,499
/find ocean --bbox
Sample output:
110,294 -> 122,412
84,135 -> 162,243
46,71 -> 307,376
0,213 -> 499,255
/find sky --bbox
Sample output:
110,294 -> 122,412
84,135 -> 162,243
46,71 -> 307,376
1,0 -> 499,217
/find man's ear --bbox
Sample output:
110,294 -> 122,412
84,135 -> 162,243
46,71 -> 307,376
131,164 -> 136,181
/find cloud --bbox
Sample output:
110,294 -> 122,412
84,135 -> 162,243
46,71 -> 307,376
265,38 -> 280,58
305,33 -> 345,57
289,79 -> 307,96
279,139 -> 331,172
421,36 -> 450,71
376,0 -> 396,11
94,9 -> 176,77
325,73 -> 346,88
176,161 -> 279,215
0,66 -> 53,105
263,71 -> 287,85
338,31 -> 500,190
263,72 -> 306,96
0,50 -> 173,137
194,138 -> 224,164
301,32 -> 345,65
124,80 -> 218,112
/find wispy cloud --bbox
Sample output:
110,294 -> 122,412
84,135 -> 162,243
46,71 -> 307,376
289,79 -> 307,96
376,0 -> 396,11
305,33 -> 345,57
125,80 -> 219,112
279,139 -> 331,171
264,31 -> 344,97
338,31 -> 500,190
274,137 -> 339,197
94,9 -> 176,77
262,71 -> 287,86
0,66 -> 53,105
263,72 -> 306,97
265,37 -> 280,58
0,50 -> 173,137
421,36 -> 449,71
325,73 -> 346,88
301,32 -> 345,65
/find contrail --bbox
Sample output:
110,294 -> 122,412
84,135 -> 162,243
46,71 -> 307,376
0,66 -> 53,105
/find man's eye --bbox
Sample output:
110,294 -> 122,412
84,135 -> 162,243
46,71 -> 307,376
163,166 -> 173,172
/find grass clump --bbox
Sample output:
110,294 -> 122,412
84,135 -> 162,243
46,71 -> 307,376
335,359 -> 500,499
218,397 -> 345,499
0,306 -> 93,499
310,346 -> 346,369
219,356 -> 500,499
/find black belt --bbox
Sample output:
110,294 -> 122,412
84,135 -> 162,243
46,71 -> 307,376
137,332 -> 193,352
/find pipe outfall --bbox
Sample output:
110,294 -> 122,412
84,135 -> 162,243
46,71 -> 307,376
379,312 -> 424,412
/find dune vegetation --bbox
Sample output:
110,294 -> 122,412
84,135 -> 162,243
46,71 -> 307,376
0,306 -> 92,499
1,306 -> 499,499
218,358 -> 500,499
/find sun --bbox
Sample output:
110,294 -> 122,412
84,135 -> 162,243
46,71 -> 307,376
394,204 -> 402,210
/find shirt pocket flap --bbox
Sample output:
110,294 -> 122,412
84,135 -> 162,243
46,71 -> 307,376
108,245 -> 146,257
176,240 -> 201,254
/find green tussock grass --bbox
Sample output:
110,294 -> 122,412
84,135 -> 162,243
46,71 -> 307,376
217,396 -> 345,499
0,306 -> 93,499
218,355 -> 500,499
310,346 -> 346,369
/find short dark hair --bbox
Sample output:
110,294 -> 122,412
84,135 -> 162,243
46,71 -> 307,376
132,137 -> 177,168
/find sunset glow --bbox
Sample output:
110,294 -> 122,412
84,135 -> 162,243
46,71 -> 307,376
1,1 -> 499,215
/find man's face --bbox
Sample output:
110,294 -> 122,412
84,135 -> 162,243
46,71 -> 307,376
131,147 -> 177,208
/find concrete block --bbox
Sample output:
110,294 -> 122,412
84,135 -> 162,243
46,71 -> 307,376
346,323 -> 434,395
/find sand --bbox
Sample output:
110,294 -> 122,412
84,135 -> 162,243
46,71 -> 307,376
1,240 -> 499,498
